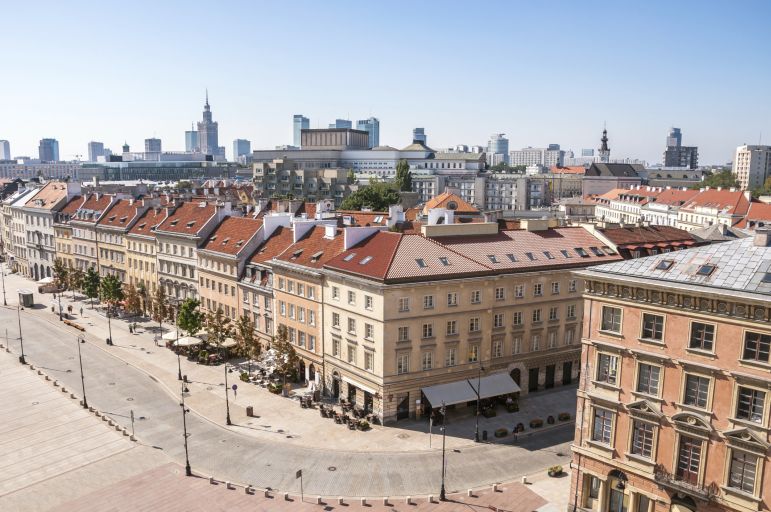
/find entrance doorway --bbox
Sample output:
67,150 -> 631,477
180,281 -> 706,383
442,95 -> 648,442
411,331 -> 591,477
510,368 -> 521,386
396,393 -> 410,420
528,367 -> 539,392
545,365 -> 555,389
347,383 -> 357,405
364,391 -> 373,413
562,361 -> 573,385
308,363 -> 316,383
332,373 -> 340,398
299,360 -> 306,383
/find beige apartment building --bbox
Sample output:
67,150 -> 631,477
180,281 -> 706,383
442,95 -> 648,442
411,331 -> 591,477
569,229 -> 771,512
95,198 -> 149,281
126,206 -> 166,295
53,195 -> 84,270
71,193 -> 118,271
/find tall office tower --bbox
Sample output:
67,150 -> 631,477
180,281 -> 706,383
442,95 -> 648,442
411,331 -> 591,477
666,127 -> 682,148
488,133 -> 509,164
733,144 -> 771,190
196,91 -> 219,155
87,141 -> 104,162
356,117 -> 380,148
328,119 -> 352,129
293,115 -> 309,147
144,138 -> 162,153
233,139 -> 251,160
598,128 -> 610,163
581,148 -> 595,157
185,124 -> 199,152
0,140 -> 10,160
412,128 -> 427,144
38,138 -> 60,162
663,127 -> 698,169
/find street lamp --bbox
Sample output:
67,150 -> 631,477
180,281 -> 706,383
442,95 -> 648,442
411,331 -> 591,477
57,292 -> 63,321
440,401 -> 447,501
17,305 -> 26,365
1,261 -> 7,306
223,359 -> 232,426
77,334 -> 88,409
474,363 -> 485,443
180,380 -> 192,477
106,304 -> 113,345
175,324 -> 183,381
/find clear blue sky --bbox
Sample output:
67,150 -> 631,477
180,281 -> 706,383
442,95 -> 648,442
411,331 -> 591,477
2,0 -> 770,164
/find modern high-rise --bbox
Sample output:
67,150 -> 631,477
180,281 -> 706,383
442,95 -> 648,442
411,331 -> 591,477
328,119 -> 352,129
144,138 -> 162,153
196,91 -> 219,155
733,144 -> 771,190
38,138 -> 60,162
509,144 -> 565,167
185,127 -> 199,152
233,139 -> 251,160
488,133 -> 509,165
87,141 -> 104,162
412,128 -> 427,145
663,127 -> 698,169
293,115 -> 309,147
356,117 -> 380,148
0,140 -> 10,160
581,148 -> 595,157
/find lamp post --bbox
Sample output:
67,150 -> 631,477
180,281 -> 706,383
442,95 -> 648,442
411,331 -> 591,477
17,305 -> 26,365
77,334 -> 88,409
474,363 -> 485,443
57,292 -> 63,321
440,401 -> 447,501
223,358 -> 232,425
175,327 -> 183,381
1,261 -> 7,306
106,304 -> 113,345
180,380 -> 192,476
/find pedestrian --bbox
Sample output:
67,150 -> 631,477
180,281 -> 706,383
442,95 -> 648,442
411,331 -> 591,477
129,325 -> 133,334
80,307 -> 83,317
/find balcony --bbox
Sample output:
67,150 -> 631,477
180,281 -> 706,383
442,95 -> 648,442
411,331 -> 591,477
653,464 -> 719,501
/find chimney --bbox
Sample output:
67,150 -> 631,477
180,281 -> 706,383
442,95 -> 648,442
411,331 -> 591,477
754,227 -> 771,247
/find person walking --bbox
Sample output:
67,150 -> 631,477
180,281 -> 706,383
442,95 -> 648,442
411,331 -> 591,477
80,306 -> 83,317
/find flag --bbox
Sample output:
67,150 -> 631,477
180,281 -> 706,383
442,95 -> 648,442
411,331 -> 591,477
296,469 -> 302,479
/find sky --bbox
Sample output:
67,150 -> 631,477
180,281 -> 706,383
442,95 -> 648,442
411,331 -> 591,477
1,0 -> 770,165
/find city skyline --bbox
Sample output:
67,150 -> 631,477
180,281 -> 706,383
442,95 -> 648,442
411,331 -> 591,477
1,1 -> 770,164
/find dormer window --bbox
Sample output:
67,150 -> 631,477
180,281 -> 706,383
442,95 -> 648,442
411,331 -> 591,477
170,220 -> 179,226
544,251 -> 555,260
291,249 -> 303,259
310,251 -> 323,262
575,247 -> 589,257
416,258 -> 427,268
119,216 -> 128,223
487,255 -> 498,263
506,253 -> 517,262
696,264 -> 716,276
655,260 -> 674,271
343,253 -> 356,262
525,252 -> 536,261
186,221 -> 196,228
439,257 -> 450,266
360,256 -> 373,265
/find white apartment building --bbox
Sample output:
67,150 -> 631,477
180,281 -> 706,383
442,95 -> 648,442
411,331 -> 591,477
509,146 -> 565,168
733,144 -> 771,190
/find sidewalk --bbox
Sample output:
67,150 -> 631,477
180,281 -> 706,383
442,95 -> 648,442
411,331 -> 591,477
6,270 -> 576,454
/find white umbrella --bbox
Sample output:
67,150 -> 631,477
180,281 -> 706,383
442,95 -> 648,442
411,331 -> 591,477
220,338 -> 238,349
162,331 -> 179,341
37,276 -> 54,285
174,336 -> 203,347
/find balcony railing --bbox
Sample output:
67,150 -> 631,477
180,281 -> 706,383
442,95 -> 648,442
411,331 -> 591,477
653,464 -> 719,501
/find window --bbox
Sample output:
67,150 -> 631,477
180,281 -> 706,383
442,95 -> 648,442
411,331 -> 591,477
548,306 -> 558,321
422,323 -> 433,338
469,317 -> 480,332
347,345 -> 356,364
332,312 -> 340,328
532,308 -> 541,323
683,374 -> 710,408
298,331 -> 306,347
445,347 -> 457,367
298,308 -> 305,323
468,344 -> 479,362
567,304 -> 576,319
365,323 -> 374,339
493,313 -> 504,328
565,328 -> 575,345
569,279 -> 577,292
415,258 -> 427,268
423,295 -> 434,309
422,351 -> 433,371
641,313 -> 664,341
308,335 -> 316,351
676,435 -> 702,485
287,281 -> 294,293
279,301 -> 286,316
743,331 -> 771,363
689,322 -> 715,351
696,264 -> 716,276
637,495 -> 652,512
333,339 -> 340,357
551,282 -> 560,294
636,363 -> 661,396
308,287 -> 315,299
512,336 -> 522,354
397,353 -> 409,374
655,260 -> 674,271
591,408 -> 613,444
515,284 -> 524,298
446,320 -> 457,335
398,326 -> 409,342
348,290 -> 356,305
365,351 -> 374,372
631,420 -> 655,458
601,306 -> 622,333
533,283 -> 543,296
398,297 -> 410,312
278,277 -> 285,290
736,386 -> 765,423
332,286 -> 339,300
512,311 -> 523,326
308,310 -> 316,326
495,287 -> 505,300
362,295 -> 372,310
531,333 -> 541,351
347,318 -> 356,334
297,284 -> 304,296
548,331 -> 557,348
470,290 -> 481,304
729,450 -> 758,494
447,292 -> 457,306
597,353 -> 619,385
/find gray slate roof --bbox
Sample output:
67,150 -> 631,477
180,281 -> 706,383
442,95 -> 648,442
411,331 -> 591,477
582,234 -> 771,296
690,223 -> 749,242
585,163 -> 643,178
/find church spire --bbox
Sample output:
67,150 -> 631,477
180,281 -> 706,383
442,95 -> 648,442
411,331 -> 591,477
598,125 -> 610,163
204,89 -> 210,110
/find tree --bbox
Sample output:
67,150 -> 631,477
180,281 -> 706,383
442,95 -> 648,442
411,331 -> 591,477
346,169 -> 356,185
83,267 -> 100,308
177,298 -> 203,337
693,170 -> 739,189
339,180 -> 400,211
177,180 -> 193,190
52,258 -> 69,291
751,176 -> 771,198
234,313 -> 259,359
124,283 -> 143,317
137,282 -> 148,315
394,159 -> 412,191
151,286 -> 170,335
68,267 -> 84,299
204,308 -> 233,353
99,274 -> 124,314
273,325 -> 300,387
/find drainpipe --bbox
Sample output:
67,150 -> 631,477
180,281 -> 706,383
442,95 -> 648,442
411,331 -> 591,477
572,293 -> 593,512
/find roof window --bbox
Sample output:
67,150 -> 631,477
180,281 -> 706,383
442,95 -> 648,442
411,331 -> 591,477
439,256 -> 450,266
360,256 -> 373,265
544,251 -> 555,260
310,250 -> 323,262
170,220 -> 179,226
210,235 -> 217,241
560,249 -> 572,258
602,246 -> 617,255
696,264 -> 716,276
291,249 -> 304,260
525,252 -> 536,261
761,272 -> 771,283
506,253 -> 517,262
119,216 -> 127,223
589,246 -> 605,256
222,237 -> 230,245
655,260 -> 674,271
575,247 -> 589,257
343,253 -> 356,262
416,258 -> 427,268
137,223 -> 146,230
186,221 -> 196,228
487,255 -> 499,263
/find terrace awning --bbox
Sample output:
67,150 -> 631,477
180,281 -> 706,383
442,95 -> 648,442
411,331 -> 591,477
421,372 -> 520,408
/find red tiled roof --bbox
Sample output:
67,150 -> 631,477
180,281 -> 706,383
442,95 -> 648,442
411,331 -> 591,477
550,166 -> 586,175
71,193 -> 115,223
60,195 -> 84,215
599,225 -> 694,245
423,191 -> 479,214
324,231 -> 401,279
201,216 -> 263,256
735,202 -> 771,228
128,207 -> 167,238
681,189 -> 751,215
337,211 -> 389,227
96,199 -> 142,230
155,201 -> 216,235
296,202 -> 317,219
274,225 -> 345,269
249,226 -> 295,265
649,188 -> 699,206
24,182 -> 71,210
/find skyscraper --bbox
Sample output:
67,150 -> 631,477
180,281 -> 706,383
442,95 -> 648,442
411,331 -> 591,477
328,119 -> 352,129
598,128 -> 610,163
0,140 -> 10,160
412,128 -> 427,145
87,141 -> 104,162
233,139 -> 251,161
666,127 -> 682,148
38,138 -> 60,162
196,91 -> 219,155
145,138 -> 162,153
487,133 -> 509,165
663,127 -> 698,169
293,115 -> 309,147
185,125 -> 199,152
356,117 -> 380,148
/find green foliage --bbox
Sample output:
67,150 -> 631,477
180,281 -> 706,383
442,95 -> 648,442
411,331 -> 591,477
99,274 -> 124,307
489,162 -> 526,173
151,285 -> 170,327
346,169 -> 356,184
204,308 -> 233,351
235,314 -> 259,359
177,298 -> 203,337
693,170 -> 739,189
751,176 -> 771,198
124,283 -> 143,316
273,325 -> 300,385
177,180 -> 193,190
52,259 -> 69,290
83,267 -> 100,301
394,159 -> 412,191
339,180 -> 400,211
68,267 -> 84,296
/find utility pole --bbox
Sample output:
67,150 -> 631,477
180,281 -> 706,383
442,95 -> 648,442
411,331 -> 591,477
440,401 -> 447,501
180,380 -> 192,476
77,335 -> 88,409
1,261 -> 6,306
474,364 -> 484,442
224,360 -> 232,425
17,306 -> 25,364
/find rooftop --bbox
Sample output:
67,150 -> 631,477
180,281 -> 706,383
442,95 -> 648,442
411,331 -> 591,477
274,225 -> 346,269
248,225 -> 295,265
128,206 -> 166,238
423,191 -> 479,215
24,182 -> 71,210
680,188 -> 751,215
201,216 -> 263,256
599,225 -> 695,246
584,163 -> 643,178
72,193 -> 115,223
155,201 -> 216,235
96,198 -> 143,230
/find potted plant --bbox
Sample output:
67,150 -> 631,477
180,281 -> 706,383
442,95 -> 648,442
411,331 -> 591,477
548,465 -> 563,477
240,371 -> 249,383
547,415 -> 555,425
530,418 -> 544,428
494,427 -> 508,438
515,422 -> 525,433
558,412 -> 571,421
358,420 -> 370,431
